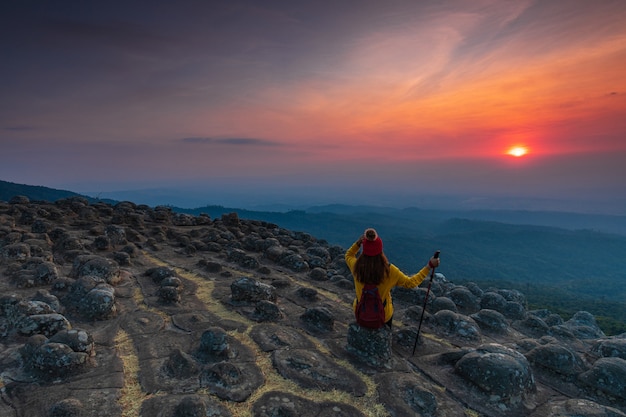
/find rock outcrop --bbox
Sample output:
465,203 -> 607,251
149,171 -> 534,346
1,196 -> 625,417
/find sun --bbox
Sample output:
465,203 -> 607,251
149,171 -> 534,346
506,146 -> 528,157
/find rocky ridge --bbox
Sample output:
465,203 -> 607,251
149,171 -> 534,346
1,196 -> 626,417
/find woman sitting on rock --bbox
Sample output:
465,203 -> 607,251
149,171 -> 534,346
345,228 -> 440,329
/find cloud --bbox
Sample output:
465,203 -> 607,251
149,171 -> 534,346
180,137 -> 281,146
3,126 -> 35,131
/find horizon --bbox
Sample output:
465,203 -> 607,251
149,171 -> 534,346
2,1 -> 625,215
81,183 -> 626,216
4,178 -> 626,216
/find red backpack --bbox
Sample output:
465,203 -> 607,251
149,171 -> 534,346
355,284 -> 386,329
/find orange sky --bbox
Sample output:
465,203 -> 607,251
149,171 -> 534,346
1,0 -> 626,211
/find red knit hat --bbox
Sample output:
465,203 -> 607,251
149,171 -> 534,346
362,228 -> 383,256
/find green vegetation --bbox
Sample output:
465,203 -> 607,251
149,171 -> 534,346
455,278 -> 626,336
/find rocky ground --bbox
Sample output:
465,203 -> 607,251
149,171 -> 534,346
1,196 -> 626,417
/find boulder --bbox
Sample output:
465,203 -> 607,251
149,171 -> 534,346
448,286 -> 481,315
432,310 -> 481,341
231,277 -> 277,303
48,398 -> 84,417
525,343 -> 586,376
579,357 -> 626,400
300,307 -> 334,332
471,309 -> 509,334
455,343 -> 535,403
71,255 -> 121,285
346,323 -> 392,367
592,338 -> 626,360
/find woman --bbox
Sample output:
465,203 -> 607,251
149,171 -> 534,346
345,228 -> 440,328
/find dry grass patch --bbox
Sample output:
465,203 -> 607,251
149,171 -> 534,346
115,329 -> 145,417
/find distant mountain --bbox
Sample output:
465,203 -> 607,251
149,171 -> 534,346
0,180 -> 116,204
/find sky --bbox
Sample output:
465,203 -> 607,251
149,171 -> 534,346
1,0 -> 626,213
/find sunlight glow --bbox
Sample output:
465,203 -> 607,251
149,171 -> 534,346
507,146 -> 529,157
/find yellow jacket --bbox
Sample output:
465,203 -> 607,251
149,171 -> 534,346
345,241 -> 430,322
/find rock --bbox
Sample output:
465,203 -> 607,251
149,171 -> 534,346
199,361 -> 264,402
17,299 -> 56,316
448,286 -> 482,314
227,248 -> 260,269
22,340 -> 89,378
198,259 -> 222,273
529,398 -> 626,417
71,255 -> 121,285
252,391 -> 366,417
159,276 -> 183,303
112,251 -> 131,266
502,301 -> 526,320
35,261 -> 60,284
300,307 -> 334,332
140,395 -> 232,417
346,323 -> 392,367
79,285 -> 117,320
376,372 -> 438,417
196,327 -> 232,363
432,310 -> 481,341
279,253 -> 309,272
93,235 -> 110,250
144,266 -> 176,283
251,300 -> 283,322
480,291 -> 508,313
496,288 -> 526,304
17,313 -> 71,337
272,348 -> 367,395
249,323 -> 316,352
306,246 -> 331,263
2,243 -> 30,260
158,285 -> 181,303
579,357 -> 626,400
592,338 -> 626,360
231,277 -> 277,303
33,290 -> 63,313
48,329 -> 94,355
515,314 -> 550,338
309,267 -> 328,281
455,343 -> 535,403
163,348 -> 200,378
525,343 -> 586,377
48,398 -> 84,417
471,309 -> 509,334
431,296 -> 458,313
296,287 -> 319,301
564,311 -> 605,339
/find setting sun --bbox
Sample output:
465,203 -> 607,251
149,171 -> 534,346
507,146 -> 529,157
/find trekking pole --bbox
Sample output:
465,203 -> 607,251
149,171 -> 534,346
412,250 -> 440,356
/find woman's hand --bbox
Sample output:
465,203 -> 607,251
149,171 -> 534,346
428,256 -> 440,269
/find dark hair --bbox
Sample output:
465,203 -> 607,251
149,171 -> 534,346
354,252 -> 390,285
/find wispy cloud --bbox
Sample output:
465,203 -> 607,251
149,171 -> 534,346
180,137 -> 281,146
3,126 -> 35,131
